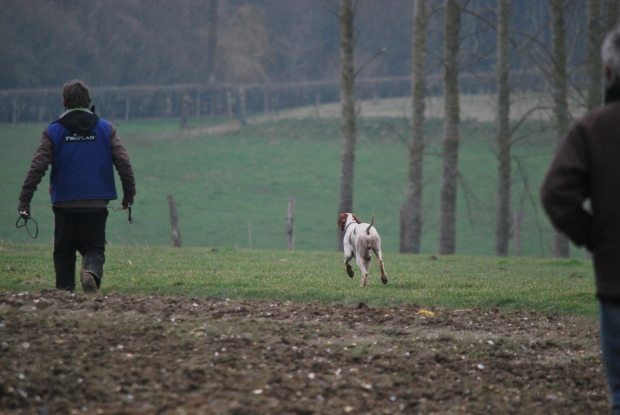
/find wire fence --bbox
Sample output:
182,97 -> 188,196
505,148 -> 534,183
0,69 -> 556,124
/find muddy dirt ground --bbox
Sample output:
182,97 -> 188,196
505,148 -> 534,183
0,289 -> 609,415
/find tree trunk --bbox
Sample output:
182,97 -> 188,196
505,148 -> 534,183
587,0 -> 603,111
608,0 -> 620,32
206,0 -> 219,83
336,0 -> 357,252
439,0 -> 461,255
404,0 -> 428,254
495,0 -> 511,256
550,0 -> 570,258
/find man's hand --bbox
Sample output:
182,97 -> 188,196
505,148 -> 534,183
18,204 -> 30,219
122,198 -> 133,210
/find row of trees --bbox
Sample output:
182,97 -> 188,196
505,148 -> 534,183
1,0 -> 417,89
335,0 -> 620,257
2,0 -> 604,91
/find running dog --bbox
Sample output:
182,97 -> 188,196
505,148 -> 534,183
337,213 -> 388,287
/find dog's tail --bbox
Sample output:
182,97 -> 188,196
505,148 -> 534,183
366,214 -> 375,235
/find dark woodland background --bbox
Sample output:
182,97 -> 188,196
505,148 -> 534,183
0,0 -> 594,90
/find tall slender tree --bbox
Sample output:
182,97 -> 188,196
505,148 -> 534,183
205,0 -> 219,83
549,0 -> 570,258
587,0 -> 603,111
336,0 -> 357,251
439,0 -> 461,255
495,0 -> 511,256
404,0 -> 428,254
608,0 -> 620,32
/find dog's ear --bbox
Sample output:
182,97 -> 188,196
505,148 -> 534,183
337,213 -> 346,231
352,214 -> 361,224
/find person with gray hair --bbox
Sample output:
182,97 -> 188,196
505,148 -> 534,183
18,80 -> 136,294
541,26 -> 620,415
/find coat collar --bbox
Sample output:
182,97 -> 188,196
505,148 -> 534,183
605,81 -> 620,105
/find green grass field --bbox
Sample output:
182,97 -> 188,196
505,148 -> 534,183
0,243 -> 598,318
0,111 -> 570,257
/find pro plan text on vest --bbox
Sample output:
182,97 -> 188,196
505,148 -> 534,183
65,132 -> 97,142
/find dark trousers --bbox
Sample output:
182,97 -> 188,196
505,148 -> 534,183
53,207 -> 108,291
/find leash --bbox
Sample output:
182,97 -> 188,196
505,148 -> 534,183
15,213 -> 39,239
108,204 -> 133,224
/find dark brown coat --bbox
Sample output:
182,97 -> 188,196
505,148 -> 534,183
541,101 -> 620,299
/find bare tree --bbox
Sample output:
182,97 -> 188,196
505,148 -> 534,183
336,0 -> 357,251
218,4 -> 269,83
549,0 -> 570,258
439,0 -> 461,255
205,0 -> 219,83
403,0 -> 428,254
587,0 -> 603,111
495,0 -> 511,256
608,0 -> 620,32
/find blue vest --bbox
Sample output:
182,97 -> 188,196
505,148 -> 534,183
48,118 -> 117,203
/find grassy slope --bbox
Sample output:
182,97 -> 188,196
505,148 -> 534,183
0,243 -> 597,318
0,114 -> 564,257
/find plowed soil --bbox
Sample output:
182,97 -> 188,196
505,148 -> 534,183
0,289 -> 608,415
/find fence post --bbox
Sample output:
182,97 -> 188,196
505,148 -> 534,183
168,195 -> 182,247
195,89 -> 201,119
180,94 -> 190,129
38,95 -> 45,122
238,87 -> 247,125
125,96 -> 130,121
12,97 -> 17,124
166,96 -> 172,115
287,196 -> 296,250
226,90 -> 233,119
314,92 -> 321,120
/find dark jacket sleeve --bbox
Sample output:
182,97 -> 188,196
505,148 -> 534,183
18,130 -> 54,206
540,124 -> 593,250
110,125 -> 136,203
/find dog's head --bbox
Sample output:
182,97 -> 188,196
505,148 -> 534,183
337,213 -> 360,231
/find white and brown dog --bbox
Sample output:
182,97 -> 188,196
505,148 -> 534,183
337,213 -> 388,287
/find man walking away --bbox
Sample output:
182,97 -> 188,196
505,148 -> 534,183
541,27 -> 620,415
18,80 -> 136,294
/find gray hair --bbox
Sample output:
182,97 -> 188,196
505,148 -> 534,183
62,79 -> 91,109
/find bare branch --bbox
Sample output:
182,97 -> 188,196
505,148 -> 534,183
354,47 -> 387,78
509,104 -> 552,137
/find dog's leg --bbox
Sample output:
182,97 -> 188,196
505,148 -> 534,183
372,242 -> 388,285
355,255 -> 369,287
363,249 -> 372,279
345,254 -> 355,278
344,242 -> 355,278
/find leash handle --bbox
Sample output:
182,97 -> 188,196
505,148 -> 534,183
109,204 -> 133,224
15,214 -> 39,239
